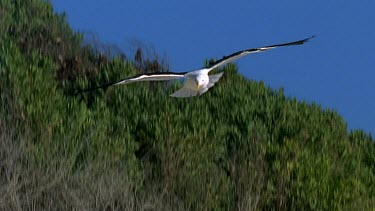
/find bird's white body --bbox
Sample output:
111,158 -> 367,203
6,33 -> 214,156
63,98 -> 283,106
82,36 -> 314,97
170,69 -> 223,97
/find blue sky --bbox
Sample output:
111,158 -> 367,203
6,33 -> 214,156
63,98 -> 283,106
52,0 -> 375,135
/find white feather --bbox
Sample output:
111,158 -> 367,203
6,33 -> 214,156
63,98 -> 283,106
170,86 -> 199,98
207,72 -> 224,88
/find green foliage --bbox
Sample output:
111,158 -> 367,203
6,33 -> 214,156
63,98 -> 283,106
1,0 -> 374,210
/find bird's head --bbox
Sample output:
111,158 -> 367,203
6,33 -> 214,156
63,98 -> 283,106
196,74 -> 207,90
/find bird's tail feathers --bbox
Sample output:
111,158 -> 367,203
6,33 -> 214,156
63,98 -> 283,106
170,72 -> 224,97
170,86 -> 199,98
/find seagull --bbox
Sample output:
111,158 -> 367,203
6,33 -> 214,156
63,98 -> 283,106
81,36 -> 314,98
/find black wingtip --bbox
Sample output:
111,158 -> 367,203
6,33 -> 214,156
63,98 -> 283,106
74,80 -> 119,95
269,35 -> 316,48
73,88 -> 91,96
305,35 -> 316,42
74,85 -> 105,95
296,35 -> 316,45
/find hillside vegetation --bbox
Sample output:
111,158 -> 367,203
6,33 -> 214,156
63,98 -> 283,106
0,1 -> 374,210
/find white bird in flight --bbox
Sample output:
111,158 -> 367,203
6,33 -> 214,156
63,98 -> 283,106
82,36 -> 314,97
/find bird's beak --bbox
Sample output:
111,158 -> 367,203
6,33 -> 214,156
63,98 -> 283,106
197,83 -> 201,90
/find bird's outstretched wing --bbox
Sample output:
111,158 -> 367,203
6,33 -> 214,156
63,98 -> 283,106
207,36 -> 315,72
78,71 -> 187,93
78,36 -> 314,96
